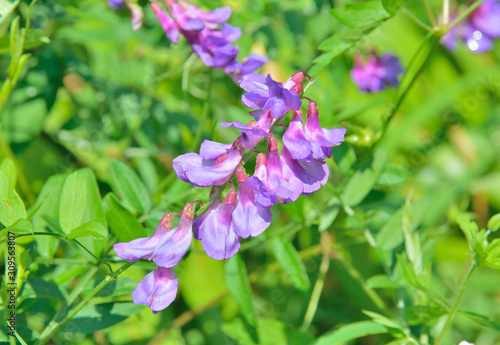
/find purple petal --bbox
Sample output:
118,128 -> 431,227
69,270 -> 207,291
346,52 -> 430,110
199,140 -> 232,160
173,149 -> 241,188
242,93 -> 268,109
132,267 -> 178,313
151,2 -> 179,44
240,54 -> 269,74
193,197 -> 221,240
281,147 -> 329,194
232,181 -> 272,238
113,213 -> 174,262
200,201 -> 240,260
263,97 -> 287,118
221,121 -> 270,150
212,44 -> 238,68
170,2 -> 204,32
108,0 -> 125,10
239,80 -> 269,97
282,111 -> 312,160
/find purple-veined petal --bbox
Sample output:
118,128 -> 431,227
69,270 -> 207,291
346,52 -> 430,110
239,80 -> 269,96
263,97 -> 287,118
242,93 -> 268,109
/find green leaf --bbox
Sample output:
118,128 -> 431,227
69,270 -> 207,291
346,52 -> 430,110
330,1 -> 390,28
80,168 -> 107,255
22,277 -> 66,300
222,319 -> 257,345
366,275 -> 400,289
0,169 -> 26,227
102,193 -> 146,242
382,0 -> 404,15
0,157 -> 16,185
66,220 -> 108,241
341,149 -> 387,207
488,213 -> 500,232
225,254 -> 255,325
272,237 -> 311,291
314,321 -> 387,345
59,171 -> 87,234
61,302 -> 144,333
109,159 -> 152,214
0,0 -> 20,36
3,218 -> 33,235
31,173 -> 66,258
319,196 -> 341,232
459,311 -> 500,331
0,28 -> 49,55
363,310 -> 405,336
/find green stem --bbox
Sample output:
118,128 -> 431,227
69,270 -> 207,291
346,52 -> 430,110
34,261 -> 135,345
336,252 -> 391,317
188,69 -> 213,153
375,34 -> 439,146
423,0 -> 437,27
447,0 -> 485,32
432,262 -> 478,345
401,8 -> 432,31
300,252 -> 330,331
73,239 -> 113,273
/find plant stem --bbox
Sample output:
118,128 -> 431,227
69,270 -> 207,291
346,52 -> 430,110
432,261 -> 478,345
188,69 -> 213,153
448,0 -> 485,31
300,249 -> 330,331
35,261 -> 135,345
423,0 -> 438,27
73,239 -> 113,273
401,8 -> 432,31
442,0 -> 450,26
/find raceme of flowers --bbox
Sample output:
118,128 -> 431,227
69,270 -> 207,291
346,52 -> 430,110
113,72 -> 346,312
441,0 -> 500,53
350,51 -> 404,93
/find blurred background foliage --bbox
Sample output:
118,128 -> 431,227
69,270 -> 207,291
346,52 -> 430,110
0,0 -> 499,344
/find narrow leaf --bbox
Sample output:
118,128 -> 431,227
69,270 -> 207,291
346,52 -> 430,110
102,193 -> 146,242
110,159 -> 152,214
0,157 -> 16,185
272,237 -> 311,291
225,254 -> 255,325
314,321 -> 387,345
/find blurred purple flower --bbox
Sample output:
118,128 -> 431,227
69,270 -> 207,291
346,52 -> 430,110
151,2 -> 179,43
107,0 -> 125,10
441,0 -> 500,53
241,74 -> 302,119
173,139 -> 243,188
194,185 -> 240,260
132,267 -> 178,313
350,52 -> 403,92
224,54 -> 269,83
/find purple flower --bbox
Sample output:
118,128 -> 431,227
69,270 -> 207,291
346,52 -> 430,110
350,52 -> 403,92
132,267 -> 178,313
194,185 -> 240,260
151,2 -> 179,44
441,0 -> 500,53
247,136 -> 303,205
241,74 -> 302,119
113,202 -> 197,268
280,146 -> 329,195
232,166 -> 272,238
114,213 -> 175,262
283,103 -> 346,161
179,0 -> 232,29
126,1 -> 144,31
221,110 -> 273,150
173,139 -> 243,188
224,54 -> 269,83
107,0 -> 125,10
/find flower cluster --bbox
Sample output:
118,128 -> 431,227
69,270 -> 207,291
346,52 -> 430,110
441,0 -> 500,53
113,72 -> 346,313
173,72 -> 345,269
350,52 -> 403,93
150,0 -> 268,82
